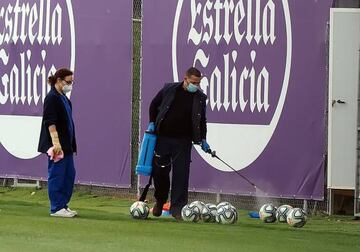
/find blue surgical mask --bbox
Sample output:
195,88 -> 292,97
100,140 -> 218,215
187,83 -> 198,93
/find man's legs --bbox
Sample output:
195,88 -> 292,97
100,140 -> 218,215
152,136 -> 172,216
170,139 -> 192,216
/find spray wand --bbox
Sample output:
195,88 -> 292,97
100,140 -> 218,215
206,149 -> 264,193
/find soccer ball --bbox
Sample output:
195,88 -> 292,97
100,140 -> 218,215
190,201 -> 206,213
181,204 -> 201,222
201,203 -> 217,222
259,203 -> 277,223
276,205 -> 293,223
287,208 -> 307,228
216,205 -> 237,224
130,201 -> 150,219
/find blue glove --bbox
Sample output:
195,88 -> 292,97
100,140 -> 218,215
147,122 -> 155,132
201,139 -> 210,153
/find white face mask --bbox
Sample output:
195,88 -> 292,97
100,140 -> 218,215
62,84 -> 73,93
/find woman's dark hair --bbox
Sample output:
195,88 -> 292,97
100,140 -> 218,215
48,68 -> 73,86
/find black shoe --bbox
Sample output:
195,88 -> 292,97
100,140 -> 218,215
152,202 -> 164,217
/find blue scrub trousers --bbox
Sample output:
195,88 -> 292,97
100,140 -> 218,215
48,154 -> 76,213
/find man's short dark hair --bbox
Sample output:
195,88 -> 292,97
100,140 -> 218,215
186,67 -> 201,78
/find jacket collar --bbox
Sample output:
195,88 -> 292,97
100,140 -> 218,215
50,86 -> 66,97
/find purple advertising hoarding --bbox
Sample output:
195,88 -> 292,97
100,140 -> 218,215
0,0 -> 132,187
142,0 -> 332,199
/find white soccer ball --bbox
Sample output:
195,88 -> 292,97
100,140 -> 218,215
276,205 -> 293,223
130,201 -> 150,219
216,205 -> 237,224
181,204 -> 201,222
287,208 -> 307,228
190,201 -> 206,213
201,203 -> 217,222
259,203 -> 277,223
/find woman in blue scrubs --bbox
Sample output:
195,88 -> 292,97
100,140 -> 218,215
38,68 -> 77,218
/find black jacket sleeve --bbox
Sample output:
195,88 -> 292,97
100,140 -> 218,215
43,95 -> 59,127
200,97 -> 207,140
149,89 -> 163,122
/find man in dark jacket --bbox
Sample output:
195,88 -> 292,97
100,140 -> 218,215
148,67 -> 210,220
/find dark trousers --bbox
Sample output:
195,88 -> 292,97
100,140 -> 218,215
48,154 -> 76,213
152,135 -> 192,215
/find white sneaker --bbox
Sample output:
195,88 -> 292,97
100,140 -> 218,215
66,207 -> 78,216
50,208 -> 75,218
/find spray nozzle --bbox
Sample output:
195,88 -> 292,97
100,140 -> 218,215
206,149 -> 216,157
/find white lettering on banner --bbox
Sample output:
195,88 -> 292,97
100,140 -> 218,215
0,0 -> 75,160
172,0 -> 292,171
0,0 -> 64,106
194,49 -> 270,112
0,0 -> 62,45
188,0 -> 276,46
0,49 -> 56,105
188,0 -> 275,113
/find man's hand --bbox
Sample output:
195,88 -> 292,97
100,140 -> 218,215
201,139 -> 210,153
50,131 -> 62,155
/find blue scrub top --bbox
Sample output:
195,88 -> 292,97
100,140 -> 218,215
59,94 -> 75,144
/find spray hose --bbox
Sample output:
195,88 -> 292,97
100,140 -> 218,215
206,149 -> 263,192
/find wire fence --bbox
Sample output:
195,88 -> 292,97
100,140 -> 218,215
131,0 -> 142,190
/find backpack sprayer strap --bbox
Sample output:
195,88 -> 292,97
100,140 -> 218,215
153,146 -> 185,168
139,148 -> 184,202
139,174 -> 153,202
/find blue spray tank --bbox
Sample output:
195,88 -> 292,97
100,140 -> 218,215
135,129 -> 157,176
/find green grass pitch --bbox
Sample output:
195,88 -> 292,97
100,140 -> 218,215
0,187 -> 359,252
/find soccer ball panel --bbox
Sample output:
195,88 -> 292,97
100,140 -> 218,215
181,204 -> 201,222
259,204 -> 277,223
216,201 -> 232,209
189,201 -> 206,213
201,204 -> 217,222
276,205 -> 293,223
